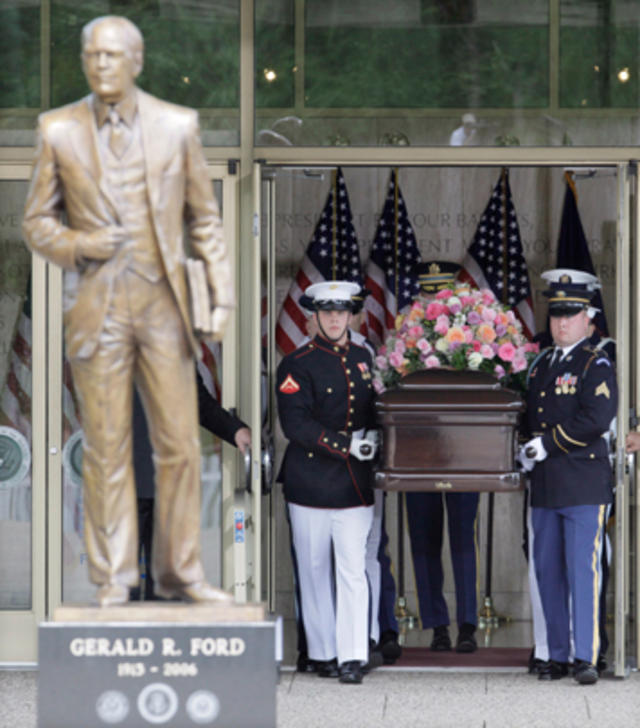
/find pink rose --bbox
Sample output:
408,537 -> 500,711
480,344 -> 495,359
466,310 -> 482,325
394,339 -> 406,355
435,288 -> 453,300
512,353 -> 527,373
481,289 -> 496,305
495,324 -> 507,337
375,354 -> 389,370
426,302 -> 445,320
481,306 -> 497,322
389,351 -> 405,368
416,338 -> 432,353
373,378 -> 385,394
424,354 -> 441,369
434,314 -> 450,335
408,325 -> 423,338
494,364 -> 506,379
464,328 -> 474,344
497,342 -> 516,362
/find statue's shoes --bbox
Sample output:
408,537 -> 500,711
156,581 -> 234,604
92,583 -> 129,607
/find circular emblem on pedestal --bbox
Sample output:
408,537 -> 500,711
62,429 -> 84,486
137,683 -> 178,724
186,690 -> 220,724
0,426 -> 30,489
96,690 -> 129,724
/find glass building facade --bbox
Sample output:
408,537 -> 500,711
1,0 -> 639,666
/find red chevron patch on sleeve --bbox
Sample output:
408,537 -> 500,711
279,373 -> 300,394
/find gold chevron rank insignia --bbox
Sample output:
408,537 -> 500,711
595,381 -> 610,399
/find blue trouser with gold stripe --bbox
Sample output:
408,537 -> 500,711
406,492 -> 479,629
531,504 -> 606,665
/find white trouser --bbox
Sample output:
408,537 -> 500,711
365,489 -> 384,644
288,502 -> 374,665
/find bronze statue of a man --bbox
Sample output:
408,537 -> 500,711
22,16 -> 235,606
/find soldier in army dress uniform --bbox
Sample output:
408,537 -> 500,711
405,262 -> 479,653
519,271 -> 618,685
276,281 -> 378,685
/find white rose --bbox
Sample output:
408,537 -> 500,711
435,338 -> 449,353
467,351 -> 483,370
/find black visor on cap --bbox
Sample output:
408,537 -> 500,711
314,299 -> 353,312
548,302 -> 586,318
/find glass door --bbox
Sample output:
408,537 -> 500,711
259,161 -> 636,669
0,167 -> 46,663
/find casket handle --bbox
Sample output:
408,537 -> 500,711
435,480 -> 453,489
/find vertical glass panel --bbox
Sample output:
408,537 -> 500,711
0,181 -> 32,609
256,0 -> 552,146
61,180 -> 225,601
560,0 -> 640,109
0,2 -> 240,145
255,0 -> 295,111
305,1 -> 548,109
0,2 -> 41,109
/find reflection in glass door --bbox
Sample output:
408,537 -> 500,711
0,172 -> 46,662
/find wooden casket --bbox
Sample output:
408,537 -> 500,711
375,369 -> 524,493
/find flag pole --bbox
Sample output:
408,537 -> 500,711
478,167 -> 510,630
391,168 -> 416,635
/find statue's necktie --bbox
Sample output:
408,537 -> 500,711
108,106 -> 130,159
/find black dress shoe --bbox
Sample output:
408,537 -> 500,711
362,640 -> 384,674
537,660 -> 569,681
430,625 -> 452,651
574,659 -> 599,685
338,660 -> 363,684
379,630 -> 402,664
296,652 -> 317,673
316,659 -> 339,678
455,623 -> 477,653
596,655 -> 608,675
527,648 -> 547,675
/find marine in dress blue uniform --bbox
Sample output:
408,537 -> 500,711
405,262 -> 479,653
277,281 -> 377,685
520,271 -> 618,685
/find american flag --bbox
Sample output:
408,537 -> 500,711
361,169 -> 422,348
556,172 -> 608,337
0,299 -> 31,440
0,295 -> 32,522
459,169 -> 535,340
275,167 -> 363,355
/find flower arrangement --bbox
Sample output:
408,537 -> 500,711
372,284 -> 539,395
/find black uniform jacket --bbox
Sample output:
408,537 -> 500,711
134,371 -> 247,498
525,340 -> 618,509
276,334 -> 376,509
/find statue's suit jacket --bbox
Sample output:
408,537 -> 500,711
22,88 -> 232,359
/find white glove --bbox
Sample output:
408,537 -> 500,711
523,436 -> 547,463
364,429 -> 380,449
350,436 -> 376,461
516,446 -> 535,473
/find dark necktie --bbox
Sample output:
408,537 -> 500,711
550,347 -> 562,367
108,106 -> 130,159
